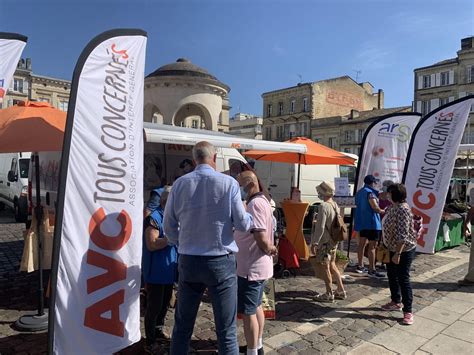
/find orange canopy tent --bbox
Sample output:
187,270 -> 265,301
0,100 -> 66,331
243,136 -> 356,166
0,101 -> 66,153
244,137 -> 356,261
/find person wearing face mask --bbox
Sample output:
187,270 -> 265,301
310,181 -> 346,302
235,171 -> 277,355
164,141 -> 253,355
354,175 -> 386,279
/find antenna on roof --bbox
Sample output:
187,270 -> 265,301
353,70 -> 362,82
297,74 -> 302,84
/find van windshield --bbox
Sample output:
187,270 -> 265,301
19,159 -> 29,179
339,165 -> 356,184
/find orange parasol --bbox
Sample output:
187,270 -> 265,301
244,137 -> 356,165
0,101 -> 66,153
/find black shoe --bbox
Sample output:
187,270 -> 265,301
239,345 -> 264,354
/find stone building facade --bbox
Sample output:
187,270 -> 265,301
414,36 -> 474,144
229,113 -> 263,139
311,106 -> 411,155
144,58 -> 231,132
262,76 -> 384,142
2,58 -> 71,111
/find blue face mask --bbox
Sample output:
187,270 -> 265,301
240,186 -> 248,200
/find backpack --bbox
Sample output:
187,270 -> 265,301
329,203 -> 348,242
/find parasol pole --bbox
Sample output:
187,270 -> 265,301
15,152 -> 48,331
297,153 -> 301,190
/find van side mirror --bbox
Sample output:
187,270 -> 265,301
7,170 -> 18,182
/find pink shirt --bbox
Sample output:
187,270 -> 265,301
234,194 -> 274,281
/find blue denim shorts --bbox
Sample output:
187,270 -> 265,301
237,276 -> 265,315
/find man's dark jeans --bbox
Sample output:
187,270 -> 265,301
170,254 -> 238,355
144,283 -> 173,346
387,248 -> 416,313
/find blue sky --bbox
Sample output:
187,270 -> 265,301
1,0 -> 473,116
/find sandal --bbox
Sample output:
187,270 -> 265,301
334,290 -> 347,300
315,292 -> 334,303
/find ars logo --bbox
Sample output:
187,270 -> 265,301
378,123 -> 411,143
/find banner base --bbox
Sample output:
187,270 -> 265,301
15,311 -> 48,332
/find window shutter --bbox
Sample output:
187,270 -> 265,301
417,75 -> 423,89
449,96 -> 454,102
449,70 -> 454,85
435,73 -> 441,86
430,99 -> 439,110
459,92 -> 466,98
430,74 -> 435,87
416,101 -> 422,113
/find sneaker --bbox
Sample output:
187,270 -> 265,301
381,301 -> 402,311
402,312 -> 414,325
368,270 -> 385,279
356,265 -> 368,273
144,343 -> 159,355
156,328 -> 170,340
239,345 -> 264,354
315,292 -> 334,303
334,290 -> 347,300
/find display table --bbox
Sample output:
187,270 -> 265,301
281,200 -> 309,260
435,216 -> 464,252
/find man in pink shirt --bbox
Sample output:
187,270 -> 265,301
235,171 -> 277,355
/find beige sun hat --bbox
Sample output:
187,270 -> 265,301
316,181 -> 335,197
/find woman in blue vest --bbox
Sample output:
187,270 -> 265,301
354,175 -> 386,278
142,186 -> 178,354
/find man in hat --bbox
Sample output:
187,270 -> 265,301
354,175 -> 386,278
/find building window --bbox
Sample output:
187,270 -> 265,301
299,122 -> 308,136
303,97 -> 308,112
192,119 -> 199,129
328,137 -> 336,149
265,127 -> 272,140
344,148 -> 351,153
468,66 -> 474,83
440,71 -> 449,86
38,97 -> 50,103
59,100 -> 68,112
421,101 -> 431,116
276,126 -> 283,140
314,138 -> 321,144
439,97 -> 449,106
357,129 -> 364,142
278,102 -> 284,115
13,78 -> 23,93
290,100 -> 295,113
423,75 -> 431,89
344,130 -> 354,143
267,104 -> 272,117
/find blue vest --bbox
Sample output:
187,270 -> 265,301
142,208 -> 178,285
354,185 -> 382,231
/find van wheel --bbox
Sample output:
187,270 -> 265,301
14,201 -> 26,223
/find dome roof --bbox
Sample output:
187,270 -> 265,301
147,58 -> 218,81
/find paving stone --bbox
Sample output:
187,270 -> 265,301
394,315 -> 447,339
430,298 -> 474,314
265,331 -> 300,349
421,333 -> 473,354
371,327 -> 429,353
317,326 -> 338,337
445,290 -> 474,303
416,305 -> 463,325
292,322 -> 323,335
459,309 -> 474,324
326,335 -> 345,345
347,341 -> 397,355
357,331 -> 375,341
441,320 -> 474,344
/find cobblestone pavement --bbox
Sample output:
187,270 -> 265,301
0,210 -> 472,354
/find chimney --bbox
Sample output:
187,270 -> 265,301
26,58 -> 32,70
377,89 -> 384,109
351,109 -> 359,119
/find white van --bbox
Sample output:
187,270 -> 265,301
28,123 -> 305,224
254,153 -> 358,208
0,152 -> 31,221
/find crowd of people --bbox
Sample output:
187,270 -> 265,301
140,140 -> 473,354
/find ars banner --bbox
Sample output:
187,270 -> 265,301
0,32 -> 27,107
48,29 -> 147,354
403,96 -> 474,254
355,112 -> 421,192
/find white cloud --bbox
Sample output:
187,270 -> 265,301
356,42 -> 392,70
